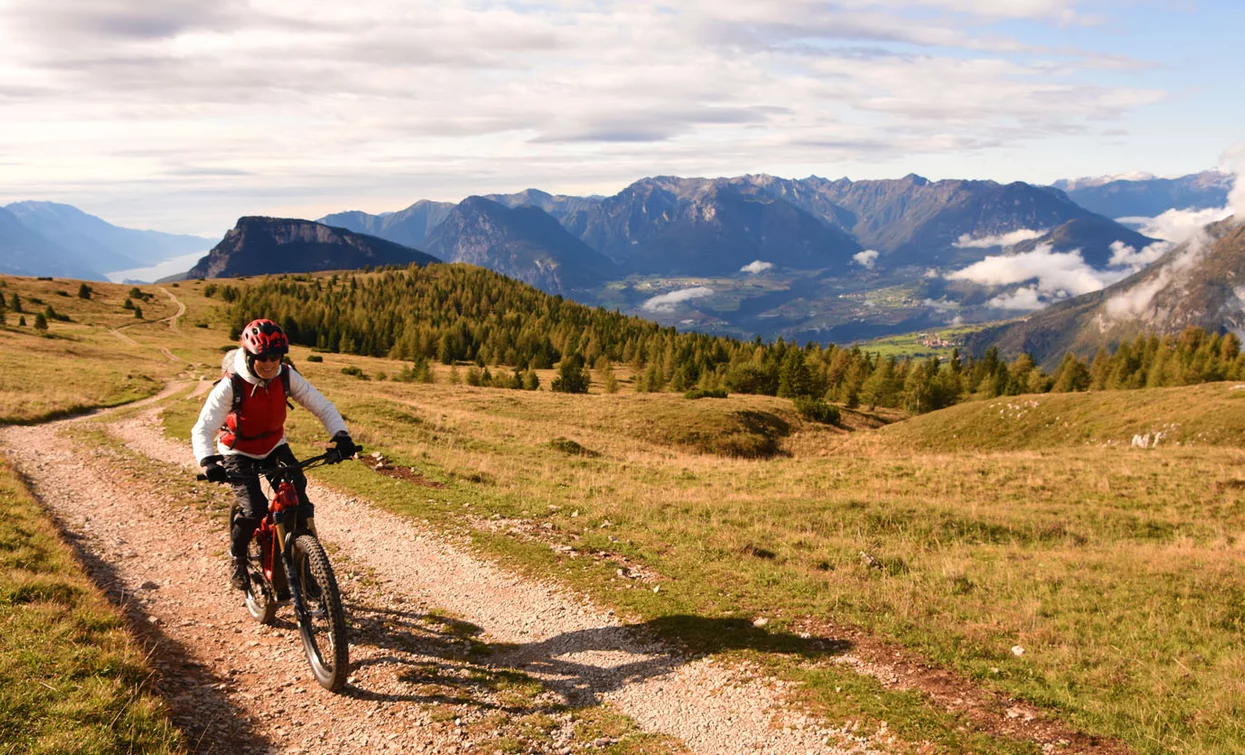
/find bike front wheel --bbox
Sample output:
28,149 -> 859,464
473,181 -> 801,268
291,534 -> 349,691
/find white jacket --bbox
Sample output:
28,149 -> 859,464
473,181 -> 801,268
191,348 -> 349,464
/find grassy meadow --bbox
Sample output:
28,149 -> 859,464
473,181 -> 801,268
6,271 -> 1245,753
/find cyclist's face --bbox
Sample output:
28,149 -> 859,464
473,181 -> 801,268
254,353 -> 282,380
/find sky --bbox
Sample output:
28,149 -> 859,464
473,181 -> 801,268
1,0 -> 1242,237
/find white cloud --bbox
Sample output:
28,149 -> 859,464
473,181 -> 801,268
946,242 -> 1142,311
740,260 -> 773,274
953,228 -> 1046,248
0,0 -> 1170,233
1118,207 -> 1233,244
947,243 -> 1121,296
1224,143 -> 1245,221
641,286 -> 715,312
988,286 -> 1046,310
1107,239 -> 1170,271
852,249 -> 880,268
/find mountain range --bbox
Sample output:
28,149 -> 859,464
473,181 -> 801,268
0,202 -> 213,281
4,169 -> 1236,350
1052,170 -> 1232,219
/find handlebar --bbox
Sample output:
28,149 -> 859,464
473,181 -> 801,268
196,445 -> 363,483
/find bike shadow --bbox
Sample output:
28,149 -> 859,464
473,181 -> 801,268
339,600 -> 851,715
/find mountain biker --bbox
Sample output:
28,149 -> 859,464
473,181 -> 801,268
191,318 -> 357,591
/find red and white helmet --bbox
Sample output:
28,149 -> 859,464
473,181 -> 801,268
239,319 -> 289,358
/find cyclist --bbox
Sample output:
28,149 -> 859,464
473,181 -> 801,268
192,318 -> 357,591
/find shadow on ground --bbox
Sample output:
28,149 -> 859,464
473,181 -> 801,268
341,600 -> 851,716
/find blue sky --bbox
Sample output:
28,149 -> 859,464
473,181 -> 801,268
0,0 -> 1240,236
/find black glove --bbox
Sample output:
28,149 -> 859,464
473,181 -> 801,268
331,432 -> 358,460
201,455 -> 228,483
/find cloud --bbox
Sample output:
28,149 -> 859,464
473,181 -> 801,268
0,0 -> 1174,232
947,243 -> 1136,310
1107,239 -> 1170,271
1118,207 -> 1233,243
1224,143 -> 1245,220
953,228 -> 1046,248
947,243 -> 1120,296
740,260 -> 773,274
987,286 -> 1046,310
852,249 -> 879,268
641,287 -> 715,312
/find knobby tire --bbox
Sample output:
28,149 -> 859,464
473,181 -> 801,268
292,534 -> 349,691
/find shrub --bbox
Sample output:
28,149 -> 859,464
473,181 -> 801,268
551,354 -> 590,394
306,354 -> 324,363
793,396 -> 841,425
33,313 -> 48,330
684,388 -> 728,400
341,365 -> 365,378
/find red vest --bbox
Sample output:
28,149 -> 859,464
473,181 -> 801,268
219,373 -> 288,456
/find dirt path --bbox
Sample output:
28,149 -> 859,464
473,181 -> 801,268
1,393 -> 881,754
156,286 -> 186,331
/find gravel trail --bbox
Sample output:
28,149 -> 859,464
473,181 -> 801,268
1,388 -> 879,754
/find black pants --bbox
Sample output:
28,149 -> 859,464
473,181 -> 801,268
224,444 -> 314,561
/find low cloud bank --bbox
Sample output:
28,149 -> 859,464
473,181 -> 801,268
740,260 -> 773,274
1103,144 -> 1244,320
641,286 -> 714,312
852,249 -> 879,268
947,243 -> 1127,310
953,228 -> 1046,249
1118,207 -> 1232,243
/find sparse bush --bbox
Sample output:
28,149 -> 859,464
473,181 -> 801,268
133,306 -> 143,319
793,396 -> 840,426
203,284 -> 219,298
684,388 -> 728,400
33,313 -> 48,330
122,298 -> 135,310
341,365 -> 365,378
56,289 -> 69,297
306,354 -> 323,363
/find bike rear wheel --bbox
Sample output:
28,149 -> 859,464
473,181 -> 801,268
291,534 -> 349,691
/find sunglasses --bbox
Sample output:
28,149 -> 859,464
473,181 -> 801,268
255,354 -> 284,363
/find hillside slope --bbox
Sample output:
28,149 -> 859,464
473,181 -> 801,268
868,381 -> 1245,452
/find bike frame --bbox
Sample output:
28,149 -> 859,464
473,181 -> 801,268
250,452 -> 337,622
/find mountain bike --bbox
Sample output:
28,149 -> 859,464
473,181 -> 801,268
199,448 -> 357,691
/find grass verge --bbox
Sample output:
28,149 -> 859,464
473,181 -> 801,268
0,455 -> 182,754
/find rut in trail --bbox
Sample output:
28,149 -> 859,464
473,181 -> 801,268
1,394 -> 882,754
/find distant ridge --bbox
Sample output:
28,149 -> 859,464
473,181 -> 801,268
423,197 -> 618,295
183,217 -> 440,279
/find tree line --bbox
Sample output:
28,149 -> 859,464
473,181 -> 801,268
213,264 -> 1245,412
